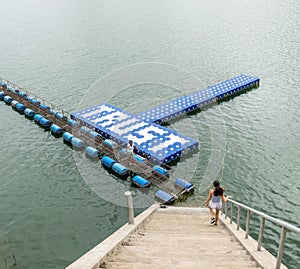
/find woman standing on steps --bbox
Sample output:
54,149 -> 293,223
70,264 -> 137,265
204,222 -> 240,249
205,180 -> 232,225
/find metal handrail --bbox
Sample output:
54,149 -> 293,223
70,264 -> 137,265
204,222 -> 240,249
224,199 -> 300,269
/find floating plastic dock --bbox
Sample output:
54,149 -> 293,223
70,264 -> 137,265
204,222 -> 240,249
71,103 -> 199,164
137,74 -> 259,124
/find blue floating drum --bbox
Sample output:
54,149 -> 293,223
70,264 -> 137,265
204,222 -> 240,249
85,146 -> 99,159
33,114 -> 43,123
112,163 -> 128,176
153,165 -> 169,177
39,117 -> 51,128
63,132 -> 74,143
16,103 -> 26,111
101,156 -> 116,169
175,178 -> 194,192
4,95 -> 13,104
154,190 -> 175,204
71,137 -> 84,150
24,108 -> 35,117
132,175 -> 150,188
50,124 -> 63,134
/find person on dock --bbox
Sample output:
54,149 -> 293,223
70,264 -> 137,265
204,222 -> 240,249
205,180 -> 232,225
126,140 -> 136,165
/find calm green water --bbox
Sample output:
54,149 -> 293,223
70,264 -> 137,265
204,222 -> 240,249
0,0 -> 299,268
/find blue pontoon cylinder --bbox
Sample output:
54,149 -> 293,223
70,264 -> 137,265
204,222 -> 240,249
71,137 -> 84,150
101,156 -> 116,168
63,132 -> 74,143
153,165 -> 169,177
55,112 -> 67,120
16,103 -> 26,111
39,117 -> 51,127
0,91 -> 5,99
112,163 -> 128,176
40,104 -> 50,110
24,108 -> 35,117
175,178 -> 194,191
4,95 -> 13,104
132,175 -> 150,188
103,139 -> 116,148
154,190 -> 175,204
134,155 -> 145,162
68,119 -> 77,126
33,114 -> 43,123
85,146 -> 99,158
50,124 -> 63,134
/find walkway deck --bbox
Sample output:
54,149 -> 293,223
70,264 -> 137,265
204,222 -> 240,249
66,206 -> 286,269
136,74 -> 259,124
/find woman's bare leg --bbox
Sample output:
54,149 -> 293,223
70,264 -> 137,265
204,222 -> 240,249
215,209 -> 220,224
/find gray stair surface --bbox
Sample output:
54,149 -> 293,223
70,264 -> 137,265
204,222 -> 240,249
99,209 -> 261,269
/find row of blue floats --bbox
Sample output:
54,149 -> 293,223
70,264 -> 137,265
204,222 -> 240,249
1,89 -> 194,204
101,154 -> 194,204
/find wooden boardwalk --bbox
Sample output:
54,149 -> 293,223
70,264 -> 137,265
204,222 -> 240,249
67,206 -> 286,269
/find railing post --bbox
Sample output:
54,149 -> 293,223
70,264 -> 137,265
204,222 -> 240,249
125,191 -> 134,224
245,210 -> 251,239
230,203 -> 234,224
276,226 -> 287,269
225,201 -> 228,219
237,205 -> 241,230
257,217 -> 265,251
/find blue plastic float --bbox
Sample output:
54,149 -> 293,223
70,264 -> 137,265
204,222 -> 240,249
63,132 -> 74,143
154,190 -> 175,204
134,155 -> 145,162
132,175 -> 150,188
153,165 -> 169,177
67,119 -> 77,126
24,108 -> 35,117
50,124 -> 63,134
55,112 -> 67,120
71,137 -> 84,150
16,103 -> 26,112
17,91 -> 27,98
33,114 -> 43,123
85,146 -> 99,159
27,97 -> 40,105
101,156 -> 116,168
112,163 -> 128,176
87,130 -> 99,139
40,104 -> 50,110
39,117 -> 51,128
4,95 -> 12,104
103,139 -> 117,148
175,178 -> 194,192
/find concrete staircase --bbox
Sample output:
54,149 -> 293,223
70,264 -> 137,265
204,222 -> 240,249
100,208 -> 261,269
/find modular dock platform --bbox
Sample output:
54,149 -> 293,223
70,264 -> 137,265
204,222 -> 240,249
136,74 -> 259,124
71,74 -> 259,164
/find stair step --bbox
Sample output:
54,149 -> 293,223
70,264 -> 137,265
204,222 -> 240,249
105,257 -> 259,268
102,261 -> 259,269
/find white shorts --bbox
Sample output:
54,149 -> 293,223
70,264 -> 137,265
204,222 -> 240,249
209,201 -> 222,210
